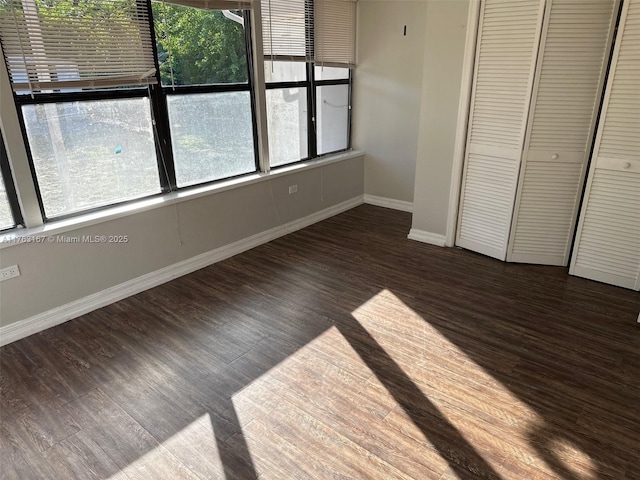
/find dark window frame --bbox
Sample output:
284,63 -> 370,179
265,63 -> 352,170
263,0 -> 353,169
13,87 -> 170,222
6,1 -> 260,222
148,5 -> 260,191
0,134 -> 24,230
3,0 -> 352,223
265,0 -> 352,169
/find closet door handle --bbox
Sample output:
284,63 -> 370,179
623,162 -> 631,169
551,154 -> 559,160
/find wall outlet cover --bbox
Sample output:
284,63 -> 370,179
0,265 -> 20,282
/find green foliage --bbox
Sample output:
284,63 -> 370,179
152,4 -> 248,86
0,0 -> 141,24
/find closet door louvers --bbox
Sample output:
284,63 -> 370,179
507,0 -> 618,266
456,0 -> 545,260
570,0 -> 640,291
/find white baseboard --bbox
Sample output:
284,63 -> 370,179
364,194 -> 413,213
407,228 -> 447,247
0,195 -> 364,347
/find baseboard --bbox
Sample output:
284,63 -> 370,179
0,195 -> 364,347
364,194 -> 413,213
407,228 -> 447,247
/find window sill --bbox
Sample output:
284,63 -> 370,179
0,150 -> 364,251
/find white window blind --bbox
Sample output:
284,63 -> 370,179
0,0 -> 157,93
314,0 -> 356,67
159,0 -> 251,9
261,0 -> 356,67
261,0 -> 313,62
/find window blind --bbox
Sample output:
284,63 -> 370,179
159,0 -> 251,9
314,0 -> 356,67
261,0 -> 313,62
0,0 -> 157,93
260,0 -> 356,66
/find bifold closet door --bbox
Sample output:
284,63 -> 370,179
507,0 -> 618,266
456,0 -> 545,260
570,0 -> 640,291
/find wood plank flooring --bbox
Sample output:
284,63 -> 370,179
1,205 -> 639,479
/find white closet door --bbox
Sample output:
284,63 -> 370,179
507,0 -> 618,266
456,0 -> 545,260
570,0 -> 640,291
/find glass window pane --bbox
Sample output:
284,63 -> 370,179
167,92 -> 256,187
0,174 -> 15,230
317,85 -> 349,155
264,61 -> 307,83
314,66 -> 349,81
153,5 -> 248,86
266,88 -> 308,167
22,98 -> 161,218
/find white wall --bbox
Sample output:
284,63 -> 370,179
0,0 -> 473,335
0,156 -> 364,330
0,23 -> 366,337
412,0 -> 470,237
352,0 -> 428,204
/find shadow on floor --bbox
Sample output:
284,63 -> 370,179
1,205 -> 638,479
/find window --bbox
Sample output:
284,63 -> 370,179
166,92 -> 255,187
22,98 -> 161,218
264,62 -> 351,168
315,66 -> 350,155
316,83 -> 349,155
0,0 -> 355,223
0,0 -> 256,220
152,3 -> 257,187
1,0 -> 163,219
0,135 -> 23,230
261,0 -> 354,168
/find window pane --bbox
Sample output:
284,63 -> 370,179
23,98 -> 161,218
317,85 -> 349,155
266,88 -> 308,167
167,92 -> 256,187
314,66 -> 349,81
0,174 -> 15,230
153,4 -> 248,86
264,61 -> 307,83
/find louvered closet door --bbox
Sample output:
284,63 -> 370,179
570,0 -> 640,291
456,0 -> 545,260
507,0 -> 618,266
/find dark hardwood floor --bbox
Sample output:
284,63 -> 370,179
1,205 -> 639,480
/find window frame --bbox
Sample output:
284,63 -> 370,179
8,1 -> 260,222
2,0 -> 353,223
0,134 -> 24,230
263,0 -> 353,169
265,62 -> 352,170
148,6 -> 260,191
13,87 -> 167,222
313,67 -> 353,158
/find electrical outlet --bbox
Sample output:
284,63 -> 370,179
0,265 -> 20,282
289,185 -> 298,194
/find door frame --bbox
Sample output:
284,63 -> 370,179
444,0 -> 481,247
